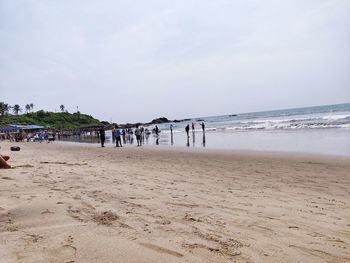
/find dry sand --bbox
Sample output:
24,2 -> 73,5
0,141 -> 349,263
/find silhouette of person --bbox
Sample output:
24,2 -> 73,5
112,126 -> 116,142
201,122 -> 206,147
145,129 -> 150,144
135,125 -> 142,146
99,127 -> 105,147
140,126 -> 145,143
115,126 -> 122,147
122,129 -> 126,144
192,129 -> 195,146
170,124 -> 174,146
185,124 -> 190,138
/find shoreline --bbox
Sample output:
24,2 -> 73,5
51,139 -> 350,160
57,127 -> 350,157
0,141 -> 349,262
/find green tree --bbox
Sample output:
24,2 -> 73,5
30,103 -> 34,112
25,104 -> 31,113
12,104 -> 22,115
60,105 -> 65,112
0,102 -> 10,117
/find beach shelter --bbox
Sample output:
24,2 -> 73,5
0,124 -> 19,133
20,125 -> 46,132
0,124 -> 46,133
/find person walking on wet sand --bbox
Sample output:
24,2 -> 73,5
185,124 -> 190,138
99,127 -> 105,147
112,126 -> 116,142
115,126 -> 122,147
135,125 -> 142,146
201,122 -> 206,147
170,124 -> 174,145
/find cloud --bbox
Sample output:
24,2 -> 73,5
1,0 -> 349,122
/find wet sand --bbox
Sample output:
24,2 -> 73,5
60,128 -> 350,156
0,141 -> 349,262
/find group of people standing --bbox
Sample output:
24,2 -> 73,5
99,125 -> 147,148
184,122 -> 205,137
169,122 -> 206,147
114,125 -> 144,147
98,122 -> 206,148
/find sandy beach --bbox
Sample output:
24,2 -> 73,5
0,142 -> 349,263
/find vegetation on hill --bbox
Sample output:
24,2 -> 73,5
0,101 -> 176,129
0,110 -> 102,129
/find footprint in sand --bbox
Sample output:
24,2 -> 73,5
288,245 -> 336,260
140,243 -> 183,258
24,233 -> 43,243
41,209 -> 54,215
307,232 -> 328,238
155,219 -> 171,225
61,235 -> 77,263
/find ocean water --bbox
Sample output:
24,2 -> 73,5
65,103 -> 350,156
139,103 -> 350,156
157,103 -> 350,132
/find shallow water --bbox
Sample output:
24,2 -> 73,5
60,128 -> 350,156
59,103 -> 350,156
149,129 -> 350,156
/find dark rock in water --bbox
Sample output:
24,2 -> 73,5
197,119 -> 204,122
150,117 -> 170,124
229,114 -> 237,117
104,116 -> 193,128
173,118 -> 191,123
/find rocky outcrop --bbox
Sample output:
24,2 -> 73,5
149,117 -> 170,124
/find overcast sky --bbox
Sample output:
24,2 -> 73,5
1,0 -> 349,123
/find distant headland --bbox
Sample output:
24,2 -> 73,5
0,102 -> 188,130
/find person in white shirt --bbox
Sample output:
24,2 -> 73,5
134,125 -> 142,147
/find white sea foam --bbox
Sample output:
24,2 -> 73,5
221,122 -> 349,131
239,117 -> 312,124
158,106 -> 350,133
322,114 -> 350,120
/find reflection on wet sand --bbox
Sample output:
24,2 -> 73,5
192,131 -> 195,147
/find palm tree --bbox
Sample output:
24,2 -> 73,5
30,103 -> 34,113
60,105 -> 65,112
12,104 -> 22,115
25,104 -> 31,113
0,102 -> 10,117
0,102 -> 5,117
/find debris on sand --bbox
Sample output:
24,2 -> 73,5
92,211 -> 119,225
